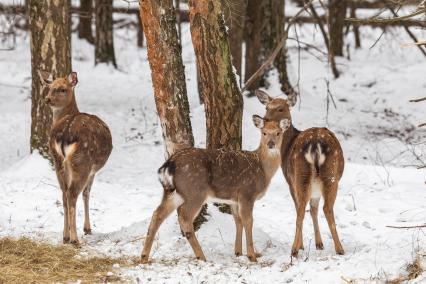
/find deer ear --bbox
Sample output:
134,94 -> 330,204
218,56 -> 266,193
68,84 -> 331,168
67,72 -> 78,87
279,119 -> 290,131
252,115 -> 264,129
39,70 -> 53,85
255,90 -> 272,105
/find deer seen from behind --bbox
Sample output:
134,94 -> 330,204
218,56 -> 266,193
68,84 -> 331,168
140,115 -> 290,263
41,71 -> 113,247
256,90 -> 345,257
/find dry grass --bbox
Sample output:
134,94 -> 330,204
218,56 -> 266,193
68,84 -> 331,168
387,255 -> 424,284
0,237 -> 131,283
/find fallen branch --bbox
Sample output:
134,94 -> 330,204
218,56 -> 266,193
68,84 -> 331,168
410,96 -> 426,102
386,224 -> 426,229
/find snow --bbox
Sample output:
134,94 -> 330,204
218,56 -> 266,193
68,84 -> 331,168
1,2 -> 426,283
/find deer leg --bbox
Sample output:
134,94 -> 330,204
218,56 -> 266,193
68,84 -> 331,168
66,170 -> 90,248
323,185 -> 344,255
141,193 -> 178,263
62,190 -> 70,243
239,200 -> 256,262
54,168 -> 70,243
231,204 -> 243,256
310,197 -> 323,250
291,197 -> 308,257
83,175 -> 94,235
177,200 -> 206,261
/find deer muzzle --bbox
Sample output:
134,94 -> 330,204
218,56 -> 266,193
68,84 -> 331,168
267,141 -> 275,149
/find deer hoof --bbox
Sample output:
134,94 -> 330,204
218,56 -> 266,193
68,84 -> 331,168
84,228 -> 92,235
291,249 -> 299,257
70,240 -> 81,248
196,255 -> 207,262
140,255 -> 150,264
63,237 -> 70,244
336,248 -> 345,255
316,243 -> 324,250
247,255 -> 257,262
235,251 -> 242,257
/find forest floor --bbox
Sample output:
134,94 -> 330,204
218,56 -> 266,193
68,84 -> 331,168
1,3 -> 426,283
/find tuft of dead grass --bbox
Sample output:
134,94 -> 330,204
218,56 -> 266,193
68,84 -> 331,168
0,237 -> 130,283
387,255 -> 424,284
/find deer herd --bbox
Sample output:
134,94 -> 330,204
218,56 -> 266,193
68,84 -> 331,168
41,71 -> 345,264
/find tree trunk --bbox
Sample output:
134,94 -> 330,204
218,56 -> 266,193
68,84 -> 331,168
137,13 -> 144,47
244,0 -> 264,94
95,0 -> 117,67
28,0 -> 72,159
329,0 -> 347,57
139,0 -> 194,158
222,0 -> 247,86
78,0 -> 94,44
189,0 -> 244,215
189,0 -> 243,151
350,3 -> 361,48
265,0 -> 297,102
140,0 -> 201,229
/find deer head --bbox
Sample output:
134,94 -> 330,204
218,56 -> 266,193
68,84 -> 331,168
253,114 -> 290,153
40,71 -> 78,110
255,90 -> 292,123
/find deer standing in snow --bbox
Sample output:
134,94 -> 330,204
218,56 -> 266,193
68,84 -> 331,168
41,71 -> 112,247
256,90 -> 345,257
140,116 -> 290,263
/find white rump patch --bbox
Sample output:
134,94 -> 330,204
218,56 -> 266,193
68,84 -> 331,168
304,144 -> 315,164
316,143 -> 326,166
158,166 -> 174,188
64,143 -> 77,159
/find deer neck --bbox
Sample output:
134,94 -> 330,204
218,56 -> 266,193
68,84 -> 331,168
256,145 -> 282,184
52,95 -> 80,124
281,124 -> 300,165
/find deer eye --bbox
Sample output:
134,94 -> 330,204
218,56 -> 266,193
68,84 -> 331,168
263,132 -> 266,136
276,132 -> 280,136
278,108 -> 284,112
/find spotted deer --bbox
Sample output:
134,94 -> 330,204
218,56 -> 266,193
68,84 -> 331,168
41,71 -> 113,247
141,116 -> 290,263
256,90 -> 345,257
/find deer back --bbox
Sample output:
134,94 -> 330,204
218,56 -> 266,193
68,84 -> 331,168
166,148 -> 268,201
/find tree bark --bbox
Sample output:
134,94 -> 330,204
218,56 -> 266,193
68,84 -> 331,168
28,0 -> 72,159
95,0 -> 117,67
78,0 -> 94,44
189,0 -> 243,215
189,0 -> 243,152
137,13 -> 144,47
244,0 -> 264,93
222,0 -> 247,86
350,3 -> 361,48
329,0 -> 347,57
266,0 -> 297,101
139,0 -> 194,158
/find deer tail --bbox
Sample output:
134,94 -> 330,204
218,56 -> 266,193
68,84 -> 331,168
304,142 -> 326,175
158,160 -> 176,193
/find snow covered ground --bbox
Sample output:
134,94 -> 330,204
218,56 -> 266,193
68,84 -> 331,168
1,2 -> 426,283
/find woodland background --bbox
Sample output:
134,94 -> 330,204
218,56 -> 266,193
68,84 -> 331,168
1,0 -> 426,283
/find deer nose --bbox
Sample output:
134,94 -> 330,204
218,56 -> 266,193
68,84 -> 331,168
267,141 -> 275,149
